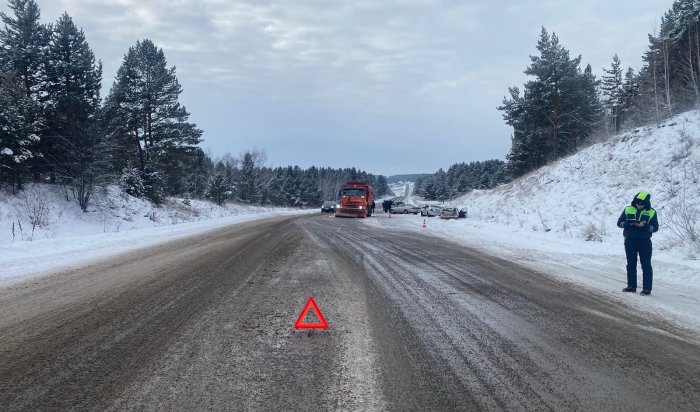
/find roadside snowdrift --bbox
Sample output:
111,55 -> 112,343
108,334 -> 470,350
369,111 -> 700,332
0,185 -> 307,283
459,110 -> 700,258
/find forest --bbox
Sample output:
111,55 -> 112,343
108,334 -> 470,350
418,0 -> 700,200
2,0 -> 698,206
0,0 -> 390,209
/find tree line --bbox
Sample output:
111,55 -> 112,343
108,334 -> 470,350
413,160 -> 505,201
200,150 -> 390,207
0,0 -> 389,209
500,0 -> 700,180
415,0 -> 697,202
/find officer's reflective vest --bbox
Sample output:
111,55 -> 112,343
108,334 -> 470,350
624,205 -> 656,223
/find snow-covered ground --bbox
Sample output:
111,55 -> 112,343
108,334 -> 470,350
2,111 -> 699,333
366,214 -> 700,334
0,184 -> 310,285
377,111 -> 700,333
387,182 -> 417,204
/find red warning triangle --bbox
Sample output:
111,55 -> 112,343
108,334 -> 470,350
294,296 -> 329,329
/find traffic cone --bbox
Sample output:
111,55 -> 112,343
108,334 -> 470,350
422,219 -> 426,228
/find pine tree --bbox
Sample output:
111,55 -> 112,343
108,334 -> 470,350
0,0 -> 48,100
186,148 -> 214,198
238,151 -> 256,203
567,64 -> 603,151
103,39 -> 202,203
0,70 -> 38,191
44,12 -> 103,210
621,67 -> 641,125
207,168 -> 229,206
639,33 -> 663,124
499,28 -> 601,178
601,55 -> 624,133
0,0 -> 49,182
524,29 -> 586,160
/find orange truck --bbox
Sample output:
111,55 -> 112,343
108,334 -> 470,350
335,181 -> 375,218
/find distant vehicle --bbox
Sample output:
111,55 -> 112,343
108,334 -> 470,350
388,201 -> 403,214
335,181 -> 375,218
321,200 -> 336,213
421,205 -> 443,217
391,203 -> 420,214
458,207 -> 468,218
440,207 -> 459,219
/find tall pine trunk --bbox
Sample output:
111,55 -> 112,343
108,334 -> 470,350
662,37 -> 672,115
695,22 -> 700,105
686,26 -> 699,103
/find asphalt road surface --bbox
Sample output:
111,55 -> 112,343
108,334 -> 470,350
1,214 -> 699,411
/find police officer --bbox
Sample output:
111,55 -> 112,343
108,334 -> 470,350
616,192 -> 659,295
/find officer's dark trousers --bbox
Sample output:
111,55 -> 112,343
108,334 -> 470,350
624,237 -> 653,290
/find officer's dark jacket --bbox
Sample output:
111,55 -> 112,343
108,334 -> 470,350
617,192 -> 659,239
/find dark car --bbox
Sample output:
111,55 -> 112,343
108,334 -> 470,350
458,207 -> 468,218
321,200 -> 336,213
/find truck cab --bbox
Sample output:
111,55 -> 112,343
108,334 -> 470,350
335,181 -> 375,218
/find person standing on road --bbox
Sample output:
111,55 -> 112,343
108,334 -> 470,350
616,191 -> 659,296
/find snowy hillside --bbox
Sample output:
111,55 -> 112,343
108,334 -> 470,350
457,110 -> 700,258
370,111 -> 700,332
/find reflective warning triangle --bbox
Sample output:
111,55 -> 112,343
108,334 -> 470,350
294,296 -> 329,329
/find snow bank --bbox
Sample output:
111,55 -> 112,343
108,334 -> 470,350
0,185 -> 310,284
380,110 -> 700,332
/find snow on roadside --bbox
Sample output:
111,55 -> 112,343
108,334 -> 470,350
365,213 -> 700,334
375,111 -> 700,334
0,184 -> 311,285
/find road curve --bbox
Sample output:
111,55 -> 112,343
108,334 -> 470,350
1,214 -> 699,411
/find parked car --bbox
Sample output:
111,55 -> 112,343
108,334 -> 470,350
458,207 -> 468,218
391,203 -> 420,214
440,207 -> 459,219
321,200 -> 336,213
420,205 -> 443,217
389,201 -> 404,213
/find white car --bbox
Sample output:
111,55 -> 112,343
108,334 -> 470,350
391,203 -> 420,214
421,205 -> 443,217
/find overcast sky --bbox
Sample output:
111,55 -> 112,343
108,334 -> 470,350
5,1 -> 671,176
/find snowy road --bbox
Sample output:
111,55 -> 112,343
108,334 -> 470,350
1,214 -> 699,410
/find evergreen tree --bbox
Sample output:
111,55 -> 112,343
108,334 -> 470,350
0,0 -> 49,182
638,34 -> 664,124
499,87 -> 543,177
524,29 -> 585,159
499,28 -> 601,178
0,70 -> 38,191
567,64 -> 603,151
414,160 -> 505,201
238,151 -> 256,203
621,67 -> 641,126
601,54 -> 624,133
44,12 -> 102,209
103,39 -> 202,203
186,148 -> 214,198
0,0 -> 48,100
207,167 -> 228,206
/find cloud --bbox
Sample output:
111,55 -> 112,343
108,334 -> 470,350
4,0 -> 675,174
29,1 -> 485,110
